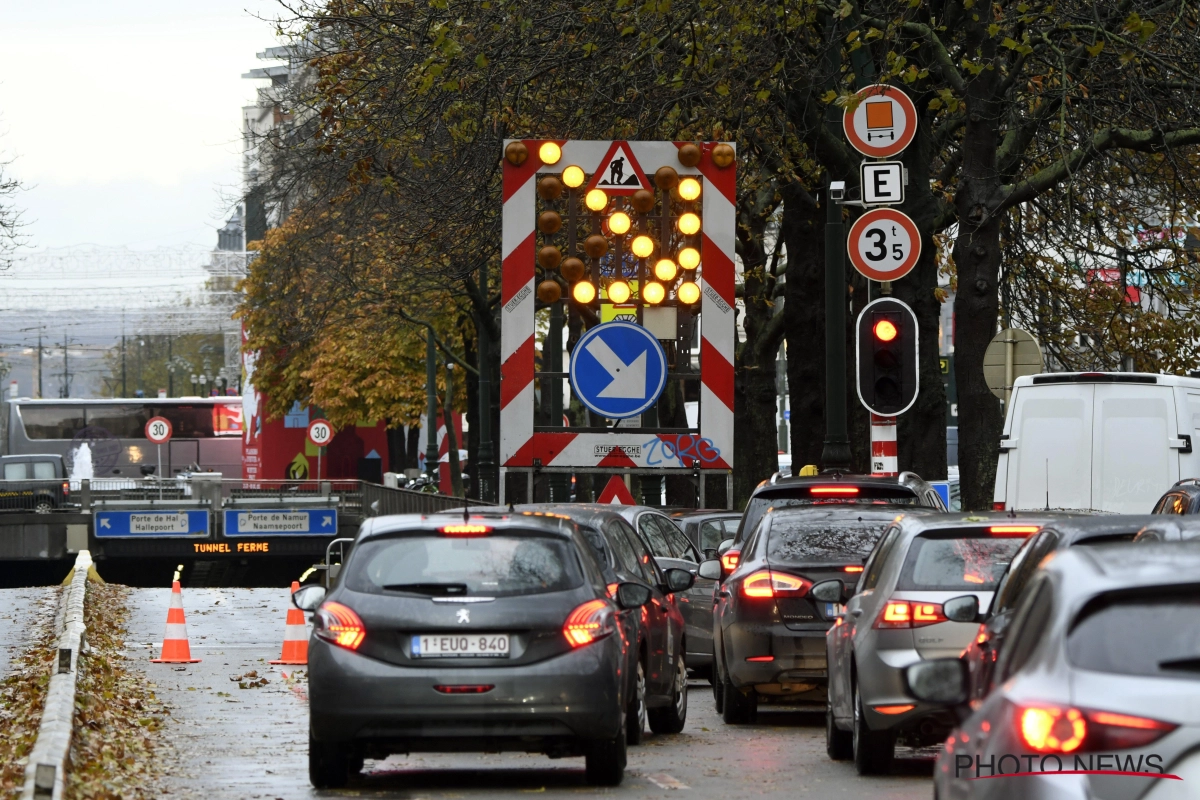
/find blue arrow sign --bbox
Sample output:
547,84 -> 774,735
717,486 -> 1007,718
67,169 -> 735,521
95,510 -> 209,538
223,509 -> 339,537
570,321 -> 667,419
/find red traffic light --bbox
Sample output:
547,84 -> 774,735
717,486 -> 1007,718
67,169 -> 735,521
874,319 -> 898,342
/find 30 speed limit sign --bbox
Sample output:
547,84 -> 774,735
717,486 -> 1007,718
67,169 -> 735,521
145,416 -> 173,445
307,419 -> 333,447
847,208 -> 922,282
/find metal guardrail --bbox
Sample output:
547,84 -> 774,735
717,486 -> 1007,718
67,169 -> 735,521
361,482 -> 485,517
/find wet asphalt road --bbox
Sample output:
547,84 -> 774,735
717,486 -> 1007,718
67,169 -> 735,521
0,587 -> 55,676
126,587 -> 933,799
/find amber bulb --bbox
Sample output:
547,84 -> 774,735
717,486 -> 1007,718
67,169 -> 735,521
654,258 -> 678,282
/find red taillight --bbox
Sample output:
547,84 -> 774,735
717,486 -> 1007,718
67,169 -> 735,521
315,601 -> 366,650
740,570 -> 812,599
62,482 -> 69,496
873,704 -> 915,715
844,565 -> 864,573
745,655 -> 774,662
811,486 -> 860,496
563,599 -> 615,648
720,549 -> 740,574
992,502 -> 1006,511
1018,706 -> 1088,753
1088,710 -> 1178,749
434,684 -> 494,694
989,525 -> 1040,535
439,524 -> 492,535
1016,704 -> 1176,753
874,599 -> 947,629
606,583 -> 619,599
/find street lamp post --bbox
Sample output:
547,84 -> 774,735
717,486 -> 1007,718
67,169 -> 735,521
424,329 -> 439,483
820,179 -> 852,471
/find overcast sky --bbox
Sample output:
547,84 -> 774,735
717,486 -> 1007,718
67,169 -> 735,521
0,0 -> 281,251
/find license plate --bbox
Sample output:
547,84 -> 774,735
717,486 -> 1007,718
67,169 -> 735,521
824,603 -> 844,617
412,634 -> 510,658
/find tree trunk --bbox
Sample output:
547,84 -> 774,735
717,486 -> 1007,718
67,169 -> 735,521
782,183 -> 826,473
733,359 -> 780,506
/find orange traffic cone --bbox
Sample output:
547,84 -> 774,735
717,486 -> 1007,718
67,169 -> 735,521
151,580 -> 201,663
270,581 -> 309,665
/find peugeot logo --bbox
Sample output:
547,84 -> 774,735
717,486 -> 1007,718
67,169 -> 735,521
456,609 -> 470,624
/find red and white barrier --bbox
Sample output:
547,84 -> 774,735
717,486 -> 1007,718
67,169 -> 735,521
870,414 -> 898,477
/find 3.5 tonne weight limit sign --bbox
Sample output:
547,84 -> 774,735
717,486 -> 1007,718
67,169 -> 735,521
847,208 -> 921,282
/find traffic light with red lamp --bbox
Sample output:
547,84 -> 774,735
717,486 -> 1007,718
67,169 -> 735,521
856,297 -> 919,416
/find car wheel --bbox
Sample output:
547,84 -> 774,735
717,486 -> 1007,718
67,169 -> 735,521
721,671 -> 757,724
649,656 -> 688,734
712,661 -> 725,713
33,498 -> 53,514
308,733 -> 352,788
585,714 -> 627,786
826,702 -> 853,760
853,685 -> 894,775
626,659 -> 647,745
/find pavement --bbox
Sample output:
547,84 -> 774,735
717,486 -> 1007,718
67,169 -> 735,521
125,586 -> 934,799
0,587 -> 56,676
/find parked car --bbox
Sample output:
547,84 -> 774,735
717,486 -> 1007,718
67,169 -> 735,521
822,513 -> 1058,774
670,510 -> 743,559
908,543 -> 1200,800
294,510 -> 655,788
1132,515 -> 1200,542
1150,478 -> 1200,515
703,505 -> 941,725
993,371 -> 1200,513
0,453 -> 69,513
961,515 -> 1156,703
518,504 -> 695,741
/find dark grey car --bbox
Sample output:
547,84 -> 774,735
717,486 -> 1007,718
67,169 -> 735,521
296,511 -> 656,788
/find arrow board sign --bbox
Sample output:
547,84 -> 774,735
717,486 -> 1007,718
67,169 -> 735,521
570,321 -> 667,419
584,141 -> 652,195
847,208 -> 922,282
843,84 -> 918,158
861,161 -> 905,206
223,509 -> 339,537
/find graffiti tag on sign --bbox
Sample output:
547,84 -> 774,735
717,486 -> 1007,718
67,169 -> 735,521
643,435 -> 722,466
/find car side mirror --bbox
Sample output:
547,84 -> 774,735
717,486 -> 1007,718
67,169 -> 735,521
664,568 -> 695,593
810,580 -> 845,604
697,559 -> 723,581
904,658 -> 969,706
943,594 -> 981,623
292,584 -> 327,611
717,538 -> 734,556
615,582 -> 652,610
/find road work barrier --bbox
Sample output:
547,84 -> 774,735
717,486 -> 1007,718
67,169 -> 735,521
20,550 -> 92,800
269,581 -> 309,665
150,580 -> 201,664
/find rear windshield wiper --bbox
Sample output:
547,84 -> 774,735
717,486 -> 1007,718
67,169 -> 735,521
382,582 -> 469,596
1158,656 -> 1200,672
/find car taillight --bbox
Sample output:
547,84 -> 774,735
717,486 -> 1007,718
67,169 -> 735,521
989,525 -> 1040,535
563,599 -> 615,648
62,482 -> 69,496
720,549 -> 740,575
1017,704 -> 1177,753
811,486 -> 860,496
740,570 -> 812,599
314,602 -> 366,650
439,524 -> 492,535
992,502 -> 1006,511
434,684 -> 494,694
606,583 -> 619,599
844,565 -> 864,573
874,599 -> 947,629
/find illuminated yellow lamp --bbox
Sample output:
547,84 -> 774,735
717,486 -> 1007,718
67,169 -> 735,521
561,165 -> 585,188
631,235 -> 655,258
678,177 -> 702,201
654,258 -> 678,282
643,281 -> 666,304
539,141 -> 562,165
585,188 -> 608,212
678,246 -> 701,270
678,212 -> 701,235
607,280 -> 632,304
677,280 -> 701,305
572,280 -> 597,304
608,211 -> 631,235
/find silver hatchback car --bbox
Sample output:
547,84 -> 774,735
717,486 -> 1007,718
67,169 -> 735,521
821,513 -> 1057,774
908,543 -> 1200,800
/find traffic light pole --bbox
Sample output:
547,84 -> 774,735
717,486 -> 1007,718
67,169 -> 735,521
821,183 -> 852,471
425,329 -> 440,480
476,262 -> 496,503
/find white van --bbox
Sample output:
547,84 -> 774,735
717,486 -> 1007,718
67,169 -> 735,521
993,372 -> 1200,513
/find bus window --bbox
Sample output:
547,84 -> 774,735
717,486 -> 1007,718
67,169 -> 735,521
19,407 -> 86,440
86,405 -> 151,438
151,406 -> 215,438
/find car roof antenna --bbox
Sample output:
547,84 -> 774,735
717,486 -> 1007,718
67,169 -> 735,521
1044,458 -> 1050,512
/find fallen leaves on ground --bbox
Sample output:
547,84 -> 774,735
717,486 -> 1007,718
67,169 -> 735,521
230,670 -> 268,689
0,587 -> 60,799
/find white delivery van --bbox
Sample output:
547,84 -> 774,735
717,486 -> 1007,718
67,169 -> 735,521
994,372 -> 1200,513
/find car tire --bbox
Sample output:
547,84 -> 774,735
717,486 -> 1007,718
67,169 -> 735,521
853,686 -> 894,775
649,656 -> 688,734
712,645 -> 724,712
33,498 -> 53,514
721,672 -> 757,724
584,718 -> 627,786
308,733 -> 352,789
627,659 -> 647,745
826,702 -> 853,760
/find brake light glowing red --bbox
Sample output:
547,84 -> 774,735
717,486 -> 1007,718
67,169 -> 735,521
811,486 -> 860,495
740,570 -> 811,599
439,525 -> 492,535
989,525 -> 1040,535
1019,706 -> 1087,753
844,565 -> 864,573
992,502 -> 1006,511
720,549 -> 740,574
434,684 -> 494,694
563,599 -> 615,648
606,583 -> 619,599
874,599 -> 947,629
745,655 -> 774,662
873,704 -> 915,715
315,602 -> 366,650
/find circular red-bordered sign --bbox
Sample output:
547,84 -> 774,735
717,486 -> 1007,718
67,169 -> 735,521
145,416 -> 173,445
307,419 -> 333,447
842,84 -> 918,158
847,208 -> 922,282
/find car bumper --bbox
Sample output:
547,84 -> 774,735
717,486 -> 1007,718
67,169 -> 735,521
308,637 -> 624,748
856,646 -> 954,736
723,621 -> 828,690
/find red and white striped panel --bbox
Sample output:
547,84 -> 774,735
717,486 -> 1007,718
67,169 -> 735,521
500,140 -> 736,470
870,414 -> 898,477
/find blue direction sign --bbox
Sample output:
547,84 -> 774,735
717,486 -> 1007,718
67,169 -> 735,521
570,321 -> 667,419
95,510 -> 209,538
223,509 -> 339,537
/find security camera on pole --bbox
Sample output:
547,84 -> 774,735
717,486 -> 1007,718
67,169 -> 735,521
837,84 -> 921,476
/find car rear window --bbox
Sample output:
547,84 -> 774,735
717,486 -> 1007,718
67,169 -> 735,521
766,514 -> 893,563
740,486 -> 920,543
1068,589 -> 1200,679
345,532 -> 583,598
897,533 -> 1027,591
